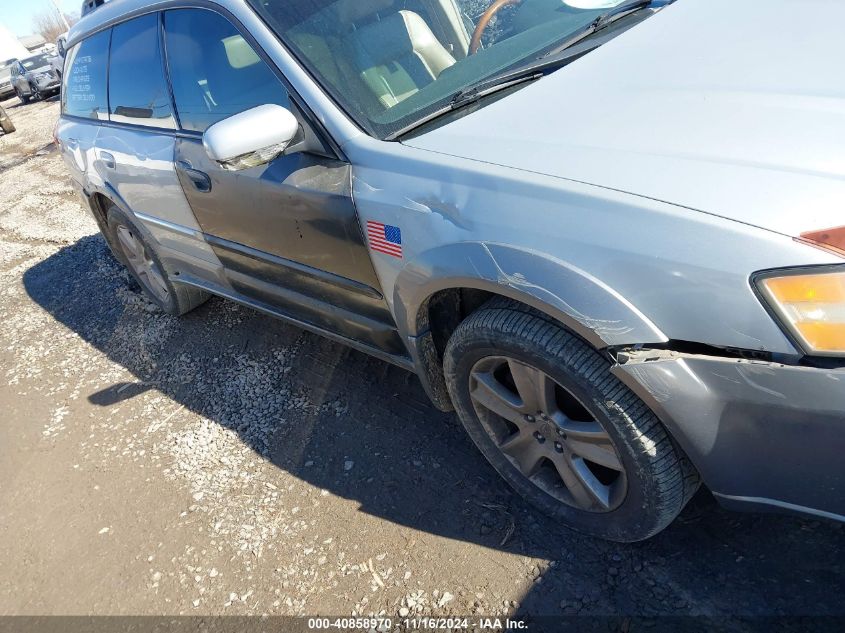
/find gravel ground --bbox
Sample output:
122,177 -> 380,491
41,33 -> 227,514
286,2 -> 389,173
0,95 -> 843,627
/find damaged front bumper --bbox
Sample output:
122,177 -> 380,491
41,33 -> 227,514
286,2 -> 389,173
613,350 -> 845,522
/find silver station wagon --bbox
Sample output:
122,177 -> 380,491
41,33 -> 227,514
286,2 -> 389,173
57,0 -> 845,541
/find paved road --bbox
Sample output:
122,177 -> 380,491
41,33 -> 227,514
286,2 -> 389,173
1,97 -> 843,626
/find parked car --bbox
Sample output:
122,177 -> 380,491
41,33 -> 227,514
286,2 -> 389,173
81,0 -> 110,17
57,0 -> 845,542
56,32 -> 69,59
0,60 -> 15,101
51,31 -> 70,77
0,103 -> 14,134
10,52 -> 62,103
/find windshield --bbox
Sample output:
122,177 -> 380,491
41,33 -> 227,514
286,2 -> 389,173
249,0 -> 645,138
22,54 -> 52,70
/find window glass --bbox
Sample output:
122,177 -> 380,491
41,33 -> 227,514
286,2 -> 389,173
62,29 -> 110,120
109,14 -> 175,128
163,9 -> 289,133
22,54 -> 52,70
249,0 -> 641,139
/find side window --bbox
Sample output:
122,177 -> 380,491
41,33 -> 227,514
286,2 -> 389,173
163,9 -> 290,133
108,13 -> 175,128
62,29 -> 110,120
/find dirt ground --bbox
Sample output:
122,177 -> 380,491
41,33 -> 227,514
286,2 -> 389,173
0,95 -> 843,626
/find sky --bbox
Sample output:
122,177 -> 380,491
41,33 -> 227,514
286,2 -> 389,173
0,0 -> 80,37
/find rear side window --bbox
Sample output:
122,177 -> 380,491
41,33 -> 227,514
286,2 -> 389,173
62,29 -> 110,120
108,14 -> 176,128
163,9 -> 290,133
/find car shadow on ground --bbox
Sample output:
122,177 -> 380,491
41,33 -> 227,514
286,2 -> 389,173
23,235 -> 845,623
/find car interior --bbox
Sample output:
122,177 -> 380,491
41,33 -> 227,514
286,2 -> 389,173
284,0 -> 471,112
165,12 -> 278,130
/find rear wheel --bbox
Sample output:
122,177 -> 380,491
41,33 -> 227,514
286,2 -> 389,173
444,299 -> 699,542
16,88 -> 29,105
105,205 -> 210,316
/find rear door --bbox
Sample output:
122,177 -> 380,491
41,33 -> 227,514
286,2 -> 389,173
162,8 -> 404,358
91,13 -> 208,255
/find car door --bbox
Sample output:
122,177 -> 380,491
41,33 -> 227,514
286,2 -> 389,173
162,8 -> 405,358
88,13 -> 217,270
11,62 -> 26,95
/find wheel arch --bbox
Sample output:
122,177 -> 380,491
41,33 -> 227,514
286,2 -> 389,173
393,242 -> 669,411
87,186 -> 160,257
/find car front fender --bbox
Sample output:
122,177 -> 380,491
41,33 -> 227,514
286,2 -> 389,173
393,241 -> 668,349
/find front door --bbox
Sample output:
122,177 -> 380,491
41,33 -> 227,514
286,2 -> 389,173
162,8 -> 404,358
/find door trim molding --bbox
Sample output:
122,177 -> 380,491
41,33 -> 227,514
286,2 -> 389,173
174,273 -> 413,371
134,210 -> 200,238
205,232 -> 384,301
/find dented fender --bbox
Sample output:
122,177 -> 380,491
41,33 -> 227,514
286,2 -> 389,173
393,241 -> 668,348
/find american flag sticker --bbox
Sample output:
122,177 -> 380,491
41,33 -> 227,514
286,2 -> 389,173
366,221 -> 403,258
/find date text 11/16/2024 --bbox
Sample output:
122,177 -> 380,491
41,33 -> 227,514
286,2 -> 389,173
307,617 -> 529,630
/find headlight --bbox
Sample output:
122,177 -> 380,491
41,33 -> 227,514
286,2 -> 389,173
758,269 -> 845,356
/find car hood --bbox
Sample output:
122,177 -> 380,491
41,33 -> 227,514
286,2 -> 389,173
404,0 -> 845,239
26,64 -> 54,75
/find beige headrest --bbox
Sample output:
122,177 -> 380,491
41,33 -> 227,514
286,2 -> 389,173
332,0 -> 394,25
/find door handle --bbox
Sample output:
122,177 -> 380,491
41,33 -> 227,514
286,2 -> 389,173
65,137 -> 79,149
99,151 -> 116,170
176,160 -> 212,193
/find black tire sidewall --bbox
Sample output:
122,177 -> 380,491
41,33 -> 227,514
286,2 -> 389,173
445,314 -> 677,542
105,205 -> 179,315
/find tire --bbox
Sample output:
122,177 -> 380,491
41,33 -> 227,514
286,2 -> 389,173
29,83 -> 42,101
444,298 -> 699,542
16,88 -> 29,105
105,205 -> 210,316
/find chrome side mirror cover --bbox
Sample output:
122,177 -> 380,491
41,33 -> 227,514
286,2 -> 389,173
202,104 -> 300,171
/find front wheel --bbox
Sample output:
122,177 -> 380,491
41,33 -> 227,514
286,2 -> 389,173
16,88 -> 30,105
444,299 -> 699,542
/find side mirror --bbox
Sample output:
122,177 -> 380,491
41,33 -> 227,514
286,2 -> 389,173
203,104 -> 300,171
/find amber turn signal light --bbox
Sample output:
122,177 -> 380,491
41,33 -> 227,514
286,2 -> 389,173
799,226 -> 845,258
759,270 -> 845,356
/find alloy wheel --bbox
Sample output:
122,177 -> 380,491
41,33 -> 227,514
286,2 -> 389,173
116,225 -> 170,303
468,356 -> 627,512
